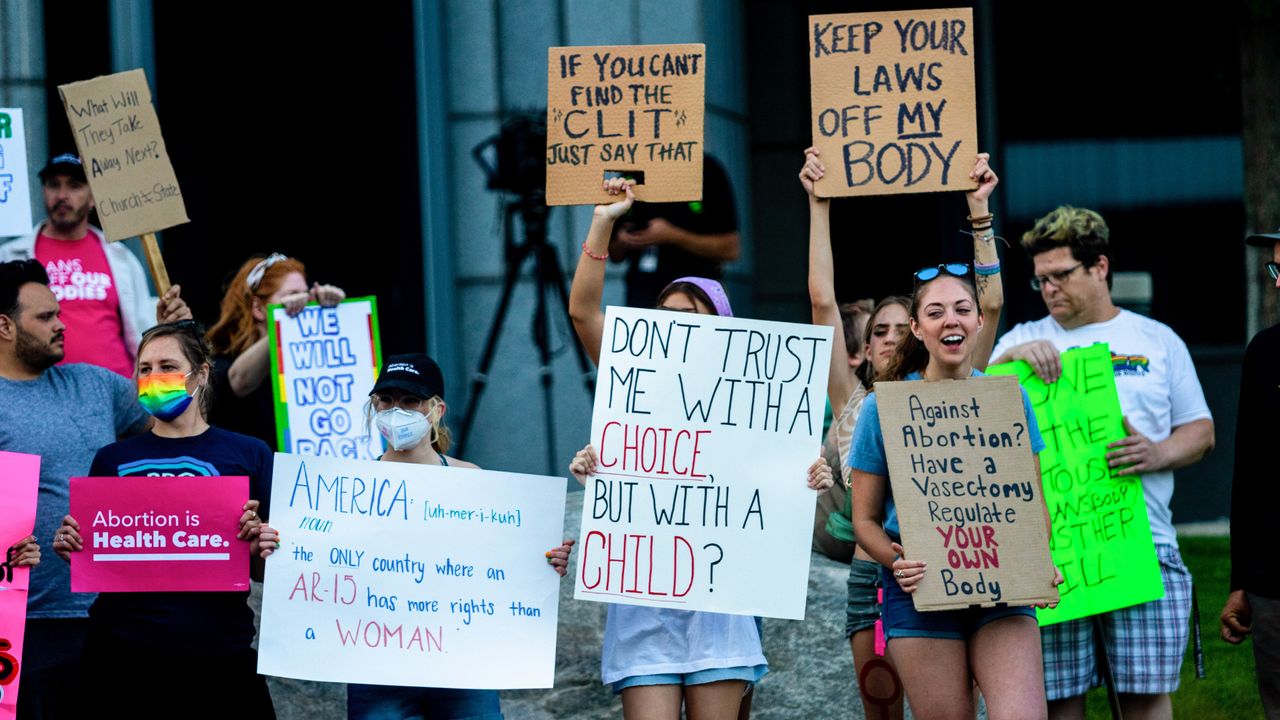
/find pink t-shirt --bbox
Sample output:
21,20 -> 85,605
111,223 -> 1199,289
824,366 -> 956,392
36,231 -> 134,377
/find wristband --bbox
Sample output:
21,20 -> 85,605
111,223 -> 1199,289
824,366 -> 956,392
974,260 -> 1001,276
581,242 -> 608,261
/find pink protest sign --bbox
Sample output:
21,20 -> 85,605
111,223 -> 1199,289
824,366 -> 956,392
0,451 -> 40,719
70,476 -> 250,593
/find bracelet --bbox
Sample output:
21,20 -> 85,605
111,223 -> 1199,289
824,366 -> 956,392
971,224 -> 992,232
967,212 -> 994,224
581,242 -> 608,261
974,260 -> 1001,276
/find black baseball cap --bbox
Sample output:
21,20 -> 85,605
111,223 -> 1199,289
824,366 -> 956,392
370,353 -> 445,400
37,153 -> 86,183
1245,229 -> 1280,248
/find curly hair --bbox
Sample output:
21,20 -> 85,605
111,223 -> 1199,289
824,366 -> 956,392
1021,206 -> 1113,289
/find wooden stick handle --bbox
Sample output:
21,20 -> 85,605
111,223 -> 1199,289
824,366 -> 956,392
140,232 -> 171,296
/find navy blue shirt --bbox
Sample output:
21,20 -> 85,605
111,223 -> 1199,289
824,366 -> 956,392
86,426 -> 273,654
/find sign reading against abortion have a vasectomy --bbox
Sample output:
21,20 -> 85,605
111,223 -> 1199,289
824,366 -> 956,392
574,307 -> 832,620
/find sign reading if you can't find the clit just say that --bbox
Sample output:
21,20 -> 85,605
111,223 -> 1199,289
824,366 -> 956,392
69,475 -> 249,592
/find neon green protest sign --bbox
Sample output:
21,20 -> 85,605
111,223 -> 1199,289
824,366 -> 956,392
988,343 -> 1163,625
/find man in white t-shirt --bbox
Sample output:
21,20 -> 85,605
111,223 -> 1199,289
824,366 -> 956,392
991,206 -> 1214,720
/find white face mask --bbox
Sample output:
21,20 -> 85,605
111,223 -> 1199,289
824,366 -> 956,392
375,408 -> 431,451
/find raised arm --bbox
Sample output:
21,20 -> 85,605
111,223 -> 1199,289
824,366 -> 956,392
965,153 -> 1003,370
569,179 -> 635,366
799,147 -> 857,415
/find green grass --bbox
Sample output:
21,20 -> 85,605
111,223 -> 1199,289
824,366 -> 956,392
1084,535 -> 1263,719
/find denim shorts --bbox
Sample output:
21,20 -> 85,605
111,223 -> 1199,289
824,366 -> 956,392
611,664 -> 768,695
347,684 -> 502,720
880,567 -> 1035,641
846,556 -> 883,637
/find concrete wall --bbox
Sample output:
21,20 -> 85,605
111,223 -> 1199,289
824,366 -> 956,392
440,0 -> 751,475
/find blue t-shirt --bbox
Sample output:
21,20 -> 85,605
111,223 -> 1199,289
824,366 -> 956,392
850,371 -> 1046,537
0,364 -> 149,618
86,426 -> 273,654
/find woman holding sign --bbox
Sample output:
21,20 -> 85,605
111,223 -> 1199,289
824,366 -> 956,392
207,252 -> 347,448
848,267 -> 1062,718
345,352 -> 575,720
800,151 -> 1006,720
568,178 -> 835,720
53,320 -> 281,714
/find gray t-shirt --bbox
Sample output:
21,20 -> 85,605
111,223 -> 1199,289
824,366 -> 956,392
0,364 -> 149,618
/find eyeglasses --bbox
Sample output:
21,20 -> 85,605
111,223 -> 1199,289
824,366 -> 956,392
142,319 -> 202,339
246,253 -> 288,292
1267,262 -> 1279,281
1029,263 -> 1085,291
913,263 -> 970,284
372,393 -> 427,411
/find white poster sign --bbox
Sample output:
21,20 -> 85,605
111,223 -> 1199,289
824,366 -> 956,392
267,297 -> 382,458
0,109 -> 33,237
573,307 -> 833,619
259,453 -> 568,689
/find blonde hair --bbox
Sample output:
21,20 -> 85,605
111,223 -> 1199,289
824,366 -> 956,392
1021,206 -> 1113,288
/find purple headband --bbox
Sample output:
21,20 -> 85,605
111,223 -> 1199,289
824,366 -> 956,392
666,276 -> 733,317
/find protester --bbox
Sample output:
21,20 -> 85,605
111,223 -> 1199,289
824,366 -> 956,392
990,206 -> 1214,719
0,259 -> 158,719
1221,228 -> 1280,718
569,177 -> 834,719
0,153 -> 190,376
344,352 -> 574,720
608,155 -> 740,309
849,264 -> 1061,719
53,320 -> 280,714
206,253 -> 345,448
801,149 -> 1007,719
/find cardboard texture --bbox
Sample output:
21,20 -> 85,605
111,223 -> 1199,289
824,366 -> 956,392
57,69 -> 189,241
989,344 -> 1165,625
809,8 -> 978,197
573,307 -> 832,620
547,44 -> 705,205
0,109 -> 34,237
876,376 -> 1058,611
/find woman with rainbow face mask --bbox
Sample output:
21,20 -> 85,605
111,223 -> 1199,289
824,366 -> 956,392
566,178 -> 835,720
53,320 -> 281,715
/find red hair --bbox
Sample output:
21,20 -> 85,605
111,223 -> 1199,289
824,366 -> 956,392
207,255 -> 307,355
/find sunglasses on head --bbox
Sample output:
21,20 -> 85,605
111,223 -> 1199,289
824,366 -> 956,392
142,319 -> 202,339
913,263 -> 970,284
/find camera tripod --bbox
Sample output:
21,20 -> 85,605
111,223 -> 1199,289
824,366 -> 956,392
454,192 -> 596,474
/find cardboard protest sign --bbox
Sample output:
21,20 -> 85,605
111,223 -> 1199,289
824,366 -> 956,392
876,376 -> 1057,611
258,453 -> 567,689
0,109 -> 33,237
547,44 -> 704,205
573,307 -> 832,619
0,452 -> 39,719
57,69 -> 189,241
988,344 -> 1164,625
69,476 -> 249,592
267,297 -> 383,458
809,8 -> 978,197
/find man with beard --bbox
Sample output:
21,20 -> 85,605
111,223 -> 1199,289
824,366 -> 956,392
0,154 -> 189,377
0,259 -> 152,719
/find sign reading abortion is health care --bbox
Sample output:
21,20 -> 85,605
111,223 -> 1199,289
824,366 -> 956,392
0,109 -> 33,237
876,377 -> 1058,611
0,452 -> 39,719
574,307 -> 833,620
268,297 -> 383,458
546,44 -> 705,205
989,343 -> 1164,625
258,453 -> 567,689
69,476 -> 249,592
809,8 -> 978,197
